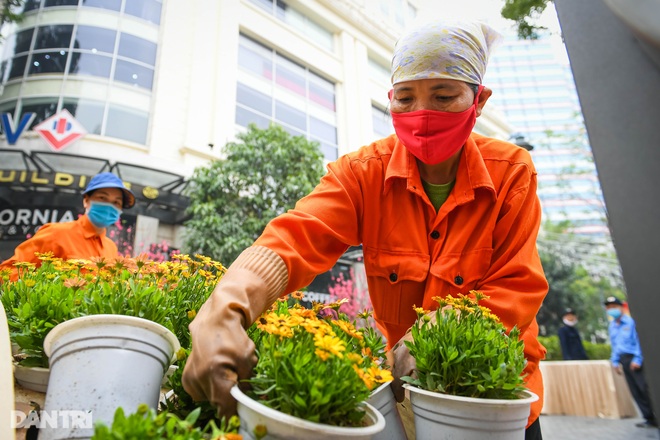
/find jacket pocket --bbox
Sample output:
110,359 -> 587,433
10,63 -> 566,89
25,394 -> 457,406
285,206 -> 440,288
429,247 -> 493,293
363,247 -> 429,325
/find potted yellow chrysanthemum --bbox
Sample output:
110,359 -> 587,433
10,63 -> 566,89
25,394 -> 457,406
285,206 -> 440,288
231,294 -> 390,440
401,291 -> 538,440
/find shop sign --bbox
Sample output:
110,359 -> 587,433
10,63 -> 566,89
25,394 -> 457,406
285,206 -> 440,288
0,207 -> 76,240
33,109 -> 86,151
0,112 -> 36,145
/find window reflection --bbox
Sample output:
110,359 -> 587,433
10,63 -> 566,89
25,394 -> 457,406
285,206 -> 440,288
62,98 -> 105,134
236,83 -> 272,116
81,0 -> 121,11
114,59 -> 154,89
237,34 -> 338,160
238,42 -> 273,79
68,52 -> 112,78
14,29 -> 35,54
8,56 -> 28,80
118,33 -> 157,65
74,26 -> 116,54
124,0 -> 162,25
20,98 -> 59,128
250,0 -> 333,51
34,25 -> 74,50
105,105 -> 148,144
275,100 -> 306,131
372,106 -> 393,139
275,61 -> 306,97
29,51 -> 69,75
23,0 -> 43,12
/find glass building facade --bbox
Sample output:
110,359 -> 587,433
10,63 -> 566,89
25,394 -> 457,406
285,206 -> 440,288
0,0 -> 161,145
485,33 -> 609,236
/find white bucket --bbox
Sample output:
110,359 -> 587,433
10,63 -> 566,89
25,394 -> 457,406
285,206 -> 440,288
231,385 -> 386,440
404,385 -> 538,440
367,382 -> 407,440
40,315 -> 180,440
13,364 -> 50,393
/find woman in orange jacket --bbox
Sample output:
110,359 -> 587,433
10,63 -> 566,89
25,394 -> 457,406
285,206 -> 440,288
183,20 -> 548,438
0,172 -> 135,280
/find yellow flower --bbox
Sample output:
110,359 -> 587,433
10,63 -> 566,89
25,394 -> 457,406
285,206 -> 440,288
332,320 -> 363,340
352,364 -> 374,389
35,251 -> 56,262
367,365 -> 393,384
187,310 -> 197,319
291,290 -> 305,301
23,279 -> 36,287
314,333 -> 345,359
175,348 -> 187,361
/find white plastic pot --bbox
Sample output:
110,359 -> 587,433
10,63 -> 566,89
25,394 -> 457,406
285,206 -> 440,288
231,385 -> 385,440
404,385 -> 538,440
13,364 -> 50,393
40,314 -> 180,440
367,381 -> 407,440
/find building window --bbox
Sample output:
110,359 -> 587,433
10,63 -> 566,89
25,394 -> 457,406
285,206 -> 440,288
62,97 -> 105,134
372,105 -> 393,139
0,96 -> 148,144
2,24 -> 158,90
248,0 -> 334,51
23,0 -> 162,24
105,104 -> 149,144
236,35 -> 338,160
368,57 -> 390,87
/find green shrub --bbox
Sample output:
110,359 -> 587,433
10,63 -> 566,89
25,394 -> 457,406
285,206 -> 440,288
538,335 -> 611,360
584,341 -> 611,360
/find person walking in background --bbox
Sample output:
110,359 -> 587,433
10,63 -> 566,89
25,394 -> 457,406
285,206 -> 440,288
558,308 -> 589,360
182,19 -> 548,438
605,296 -> 657,429
0,172 -> 135,280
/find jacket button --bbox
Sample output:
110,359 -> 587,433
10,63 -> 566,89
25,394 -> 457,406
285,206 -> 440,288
389,273 -> 398,282
454,275 -> 463,285
430,231 -> 440,239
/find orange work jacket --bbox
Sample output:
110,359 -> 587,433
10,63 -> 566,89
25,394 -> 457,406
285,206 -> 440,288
255,132 -> 549,425
0,215 -> 119,280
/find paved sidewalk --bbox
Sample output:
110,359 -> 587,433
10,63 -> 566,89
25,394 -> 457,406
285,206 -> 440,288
541,415 -> 660,440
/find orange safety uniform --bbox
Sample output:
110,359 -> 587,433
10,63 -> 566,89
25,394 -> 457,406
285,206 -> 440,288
0,215 -> 119,279
255,132 -> 549,425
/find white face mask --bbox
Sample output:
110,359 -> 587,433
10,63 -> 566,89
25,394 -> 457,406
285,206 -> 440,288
563,318 -> 577,327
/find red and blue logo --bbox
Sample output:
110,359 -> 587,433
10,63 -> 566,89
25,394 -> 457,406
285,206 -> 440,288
34,109 -> 87,151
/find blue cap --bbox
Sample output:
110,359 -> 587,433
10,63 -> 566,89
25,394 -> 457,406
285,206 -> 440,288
83,172 -> 135,209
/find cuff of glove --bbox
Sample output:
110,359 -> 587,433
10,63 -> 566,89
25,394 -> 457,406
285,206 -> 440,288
232,245 -> 288,302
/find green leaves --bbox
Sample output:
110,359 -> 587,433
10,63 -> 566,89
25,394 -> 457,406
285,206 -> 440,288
501,0 -> 551,39
244,298 -> 388,427
92,406 -> 240,439
183,123 -> 325,265
1,256 -> 221,368
403,294 -> 527,400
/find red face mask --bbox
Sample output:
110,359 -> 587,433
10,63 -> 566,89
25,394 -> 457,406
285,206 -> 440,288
390,85 -> 483,165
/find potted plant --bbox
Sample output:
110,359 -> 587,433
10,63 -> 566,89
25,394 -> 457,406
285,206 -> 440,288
0,252 -> 223,392
92,404 -> 242,439
400,291 -> 538,440
232,294 -> 390,439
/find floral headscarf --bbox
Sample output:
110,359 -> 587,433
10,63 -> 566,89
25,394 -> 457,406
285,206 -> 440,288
391,20 -> 502,85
